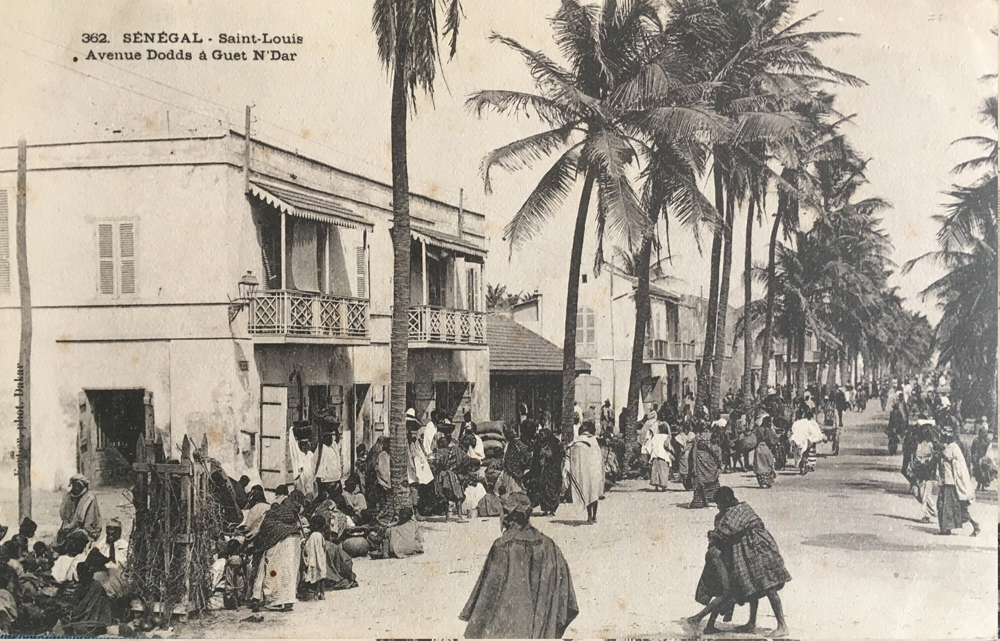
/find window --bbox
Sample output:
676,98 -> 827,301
466,267 -> 480,311
356,245 -> 366,298
576,307 -> 596,345
581,274 -> 588,284
0,190 -> 8,295
96,221 -> 136,297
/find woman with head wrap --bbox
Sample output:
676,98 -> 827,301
689,424 -> 723,508
57,475 -> 101,551
247,499 -> 302,612
753,416 -> 778,489
568,421 -> 604,524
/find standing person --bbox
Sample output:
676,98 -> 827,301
674,422 -> 697,488
644,423 -> 673,491
365,436 -> 392,514
753,416 -> 778,489
618,406 -> 629,437
687,487 -> 791,637
248,500 -> 302,612
970,420 -> 997,490
496,425 -> 531,497
430,425 -> 468,522
936,427 -> 980,536
460,412 -> 486,462
419,409 -> 439,457
460,493 -> 579,639
788,410 -> 823,471
57,475 -> 102,552
314,426 -> 344,498
406,410 -> 435,517
908,422 -> 939,523
599,400 -> 614,436
529,427 -> 565,516
690,424 -> 723,508
288,425 -> 318,499
568,421 -> 604,524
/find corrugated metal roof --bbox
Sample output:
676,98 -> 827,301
250,177 -> 373,230
486,314 -> 590,374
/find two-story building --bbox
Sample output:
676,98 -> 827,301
0,131 -> 488,492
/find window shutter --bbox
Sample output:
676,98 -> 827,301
119,222 -> 135,295
466,268 -> 474,311
98,223 -> 115,295
0,190 -> 8,295
355,245 -> 366,298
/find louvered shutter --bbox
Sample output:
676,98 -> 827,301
0,190 -> 8,295
119,222 -> 135,295
355,245 -> 366,298
98,223 -> 115,295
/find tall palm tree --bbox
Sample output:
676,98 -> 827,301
469,0 -> 718,438
665,0 -> 863,411
372,0 -> 462,511
906,93 -> 998,419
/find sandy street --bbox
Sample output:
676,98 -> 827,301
166,406 -> 996,639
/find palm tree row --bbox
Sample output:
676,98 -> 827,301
906,90 -> 998,420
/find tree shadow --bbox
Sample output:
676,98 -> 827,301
549,519 -> 594,527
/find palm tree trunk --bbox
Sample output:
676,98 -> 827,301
826,348 -> 838,391
16,139 -> 30,521
561,172 -> 596,441
696,160 -> 726,410
710,186 -> 736,411
758,170 -> 791,395
741,194 -> 756,402
796,316 -> 806,395
626,233 -> 653,446
785,330 -> 792,392
388,38 -> 413,513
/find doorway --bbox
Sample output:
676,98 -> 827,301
79,389 -> 147,487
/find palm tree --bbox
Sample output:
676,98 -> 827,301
906,92 -> 998,419
469,0 -> 719,438
372,0 -> 462,511
664,0 -> 863,411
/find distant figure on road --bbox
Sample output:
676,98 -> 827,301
644,422 -> 673,491
460,492 -> 578,638
687,486 -> 791,637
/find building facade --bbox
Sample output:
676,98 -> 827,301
0,131 -> 488,491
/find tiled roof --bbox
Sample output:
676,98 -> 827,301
485,314 -> 590,374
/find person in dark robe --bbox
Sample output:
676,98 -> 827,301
460,493 -> 578,639
753,416 -> 778,489
381,508 -> 423,559
529,428 -> 565,516
365,436 -> 392,515
689,425 -> 723,508
970,421 -> 996,490
57,475 -> 101,551
496,425 -> 531,497
63,550 -> 120,637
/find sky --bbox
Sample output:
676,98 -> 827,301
0,0 -> 996,325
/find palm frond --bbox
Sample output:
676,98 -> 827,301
503,146 -> 583,252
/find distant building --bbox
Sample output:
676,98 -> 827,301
0,131 -> 488,491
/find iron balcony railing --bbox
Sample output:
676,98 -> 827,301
249,290 -> 369,340
408,305 -> 486,346
645,339 -> 698,361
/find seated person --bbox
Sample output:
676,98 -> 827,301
381,507 -> 423,559
95,519 -> 128,569
342,477 -> 368,517
57,475 -> 101,551
30,542 -> 54,576
51,532 -> 90,584
12,518 -> 36,558
64,550 -> 122,637
1,541 -> 23,578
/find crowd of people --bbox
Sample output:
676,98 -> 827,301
0,474 -> 128,635
885,376 -> 996,537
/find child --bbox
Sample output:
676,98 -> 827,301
301,514 -> 328,601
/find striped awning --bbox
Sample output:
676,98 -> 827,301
411,227 -> 487,259
250,178 -> 372,230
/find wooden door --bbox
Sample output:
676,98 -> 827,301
260,385 -> 288,490
78,392 -> 97,480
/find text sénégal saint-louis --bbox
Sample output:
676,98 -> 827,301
121,32 -> 303,45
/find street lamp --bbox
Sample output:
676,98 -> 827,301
229,271 -> 259,323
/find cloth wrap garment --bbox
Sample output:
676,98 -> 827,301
460,524 -> 579,638
710,502 -> 791,603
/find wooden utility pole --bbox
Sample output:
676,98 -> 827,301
16,138 -> 31,521
244,105 -> 251,193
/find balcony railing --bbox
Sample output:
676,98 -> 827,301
249,290 -> 369,340
645,339 -> 698,362
409,305 -> 486,347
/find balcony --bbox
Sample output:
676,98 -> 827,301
645,339 -> 698,362
408,305 -> 486,349
249,290 -> 369,343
